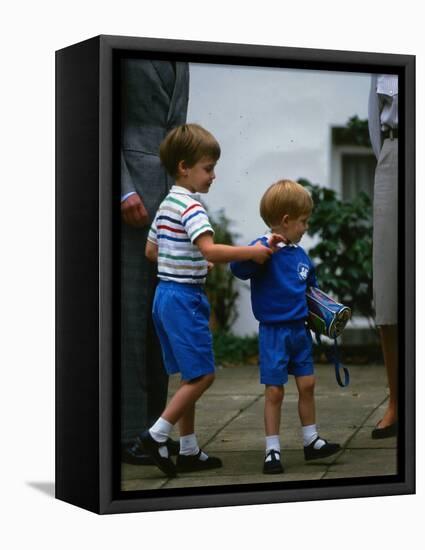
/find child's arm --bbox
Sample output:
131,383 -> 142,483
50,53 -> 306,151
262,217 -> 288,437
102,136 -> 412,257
195,233 -> 272,264
230,257 -> 261,280
230,234 -> 284,280
145,239 -> 158,262
229,237 -> 266,280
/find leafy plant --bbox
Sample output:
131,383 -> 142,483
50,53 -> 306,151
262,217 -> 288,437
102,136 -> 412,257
213,332 -> 259,366
205,208 -> 240,332
298,178 -> 374,323
332,115 -> 371,148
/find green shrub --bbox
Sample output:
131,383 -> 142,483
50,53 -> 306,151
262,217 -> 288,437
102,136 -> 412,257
299,178 -> 374,323
213,331 -> 259,366
205,209 -> 240,332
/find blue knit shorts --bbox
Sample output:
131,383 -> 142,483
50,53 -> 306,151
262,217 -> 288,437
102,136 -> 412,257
259,322 -> 314,385
152,281 -> 215,381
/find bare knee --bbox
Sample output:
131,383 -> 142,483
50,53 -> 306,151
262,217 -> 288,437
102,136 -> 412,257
297,375 -> 315,398
265,385 -> 284,406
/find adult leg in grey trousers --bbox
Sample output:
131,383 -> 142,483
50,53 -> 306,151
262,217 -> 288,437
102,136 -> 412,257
121,222 -> 168,447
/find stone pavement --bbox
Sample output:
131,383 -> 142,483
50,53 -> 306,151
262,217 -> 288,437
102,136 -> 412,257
121,363 -> 397,491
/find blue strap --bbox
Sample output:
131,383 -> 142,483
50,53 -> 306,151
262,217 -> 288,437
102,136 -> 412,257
315,333 -> 350,387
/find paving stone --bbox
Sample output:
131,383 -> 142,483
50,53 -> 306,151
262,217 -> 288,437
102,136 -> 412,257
121,363 -> 395,492
323,448 -> 397,478
164,470 -> 326,489
122,463 -> 169,482
121,478 -> 166,491
347,427 -> 397,449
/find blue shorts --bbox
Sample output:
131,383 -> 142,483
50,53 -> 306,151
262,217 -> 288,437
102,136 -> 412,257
259,322 -> 314,385
152,281 -> 215,381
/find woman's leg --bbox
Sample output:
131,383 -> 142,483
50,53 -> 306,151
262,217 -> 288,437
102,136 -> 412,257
377,325 -> 398,428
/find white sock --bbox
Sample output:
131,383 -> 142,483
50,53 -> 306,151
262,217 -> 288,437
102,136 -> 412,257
265,435 -> 280,462
179,433 -> 208,461
149,417 -> 173,442
302,424 -> 325,449
149,417 -> 173,458
180,434 -> 199,455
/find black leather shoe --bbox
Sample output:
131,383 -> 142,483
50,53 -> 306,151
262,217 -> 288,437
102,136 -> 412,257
122,436 -> 180,465
304,438 -> 341,461
167,438 -> 180,456
176,450 -> 223,472
122,440 -> 156,465
140,430 -> 177,477
371,421 -> 397,439
263,450 -> 284,474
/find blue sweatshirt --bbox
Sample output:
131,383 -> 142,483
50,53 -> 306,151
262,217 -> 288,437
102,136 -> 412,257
230,236 -> 317,324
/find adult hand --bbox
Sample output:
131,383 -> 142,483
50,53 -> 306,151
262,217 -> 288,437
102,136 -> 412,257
121,193 -> 149,227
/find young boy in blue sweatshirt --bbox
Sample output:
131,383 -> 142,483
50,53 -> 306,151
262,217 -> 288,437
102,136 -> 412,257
230,180 -> 341,474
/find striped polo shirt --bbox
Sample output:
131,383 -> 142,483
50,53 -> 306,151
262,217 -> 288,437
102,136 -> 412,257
147,185 -> 214,284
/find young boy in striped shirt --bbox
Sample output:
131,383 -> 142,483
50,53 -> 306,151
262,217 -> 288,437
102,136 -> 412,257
141,123 -> 281,477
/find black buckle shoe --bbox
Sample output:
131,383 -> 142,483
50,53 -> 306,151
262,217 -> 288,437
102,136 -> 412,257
176,450 -> 223,472
263,449 -> 284,474
166,438 -> 180,456
140,430 -> 177,477
122,436 -> 180,465
304,437 -> 341,461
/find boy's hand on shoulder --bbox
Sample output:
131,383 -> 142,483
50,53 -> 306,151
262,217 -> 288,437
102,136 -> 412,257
251,242 -> 273,264
207,262 -> 214,272
267,233 -> 288,251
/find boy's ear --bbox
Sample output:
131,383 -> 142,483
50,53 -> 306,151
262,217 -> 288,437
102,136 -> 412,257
177,159 -> 188,176
281,214 -> 290,225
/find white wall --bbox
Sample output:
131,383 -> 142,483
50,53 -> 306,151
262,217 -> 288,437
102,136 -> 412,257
2,0 -> 423,547
188,64 -> 371,334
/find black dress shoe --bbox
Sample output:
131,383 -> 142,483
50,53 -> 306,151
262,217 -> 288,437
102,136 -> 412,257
304,438 -> 341,461
138,435 -> 180,456
140,430 -> 177,477
263,450 -> 284,475
167,438 -> 180,456
371,421 -> 397,439
121,439 -> 155,465
122,436 -> 180,465
176,450 -> 223,472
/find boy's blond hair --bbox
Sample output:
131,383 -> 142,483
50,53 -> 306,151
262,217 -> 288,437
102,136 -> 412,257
159,123 -> 221,177
260,179 -> 313,227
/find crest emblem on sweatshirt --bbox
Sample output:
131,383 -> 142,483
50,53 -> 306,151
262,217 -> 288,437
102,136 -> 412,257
297,262 -> 309,281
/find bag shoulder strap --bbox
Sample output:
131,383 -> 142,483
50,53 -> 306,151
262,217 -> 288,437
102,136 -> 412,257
315,333 -> 350,387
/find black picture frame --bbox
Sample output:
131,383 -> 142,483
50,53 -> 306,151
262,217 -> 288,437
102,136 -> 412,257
55,34 -> 415,514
